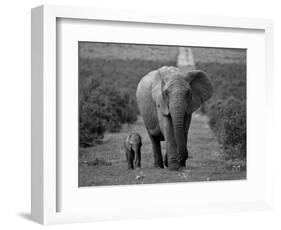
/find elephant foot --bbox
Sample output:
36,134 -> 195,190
153,161 -> 164,168
164,154 -> 168,167
179,152 -> 188,168
179,159 -> 186,167
128,164 -> 134,170
164,156 -> 186,168
168,161 -> 181,171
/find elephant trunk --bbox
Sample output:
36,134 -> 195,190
170,95 -> 188,164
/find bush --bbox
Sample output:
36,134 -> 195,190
207,99 -> 224,129
196,61 -> 246,160
79,78 -> 138,147
79,100 -> 107,147
208,98 -> 246,159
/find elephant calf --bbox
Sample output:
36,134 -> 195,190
124,132 -> 142,169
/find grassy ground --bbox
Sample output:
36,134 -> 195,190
79,115 -> 246,187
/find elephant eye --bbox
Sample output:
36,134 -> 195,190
163,88 -> 169,96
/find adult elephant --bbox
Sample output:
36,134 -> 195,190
136,66 -> 213,170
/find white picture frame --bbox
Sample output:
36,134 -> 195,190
31,5 -> 274,225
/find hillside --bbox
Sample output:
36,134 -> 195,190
79,42 -> 179,61
192,47 -> 246,63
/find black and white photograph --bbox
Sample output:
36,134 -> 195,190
78,42 -> 246,187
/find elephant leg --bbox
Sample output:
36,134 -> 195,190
165,140 -> 180,170
178,145 -> 188,167
134,150 -> 141,168
179,151 -> 188,167
164,153 -> 168,167
148,134 -> 164,168
165,149 -> 185,167
179,114 -> 192,167
127,150 -> 134,170
163,118 -> 181,170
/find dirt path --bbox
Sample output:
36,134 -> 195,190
79,115 -> 245,186
177,47 -> 195,70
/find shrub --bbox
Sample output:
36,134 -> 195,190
79,91 -> 107,147
208,98 -> 246,159
196,61 -> 246,160
79,78 -> 138,147
207,99 -> 224,129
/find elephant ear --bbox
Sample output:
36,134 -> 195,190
185,70 -> 213,113
128,134 -> 133,145
126,135 -> 132,150
151,71 -> 169,115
